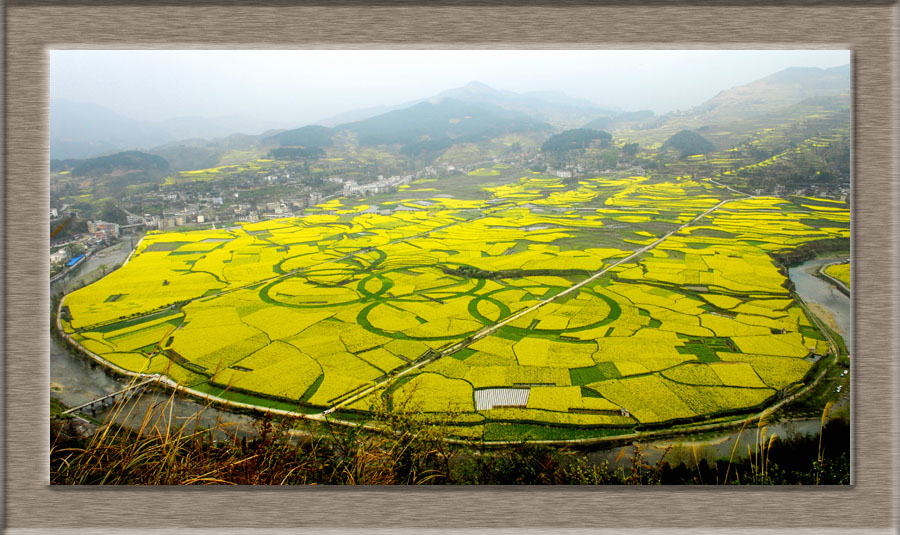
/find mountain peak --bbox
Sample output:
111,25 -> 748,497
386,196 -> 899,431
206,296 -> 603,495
459,81 -> 497,93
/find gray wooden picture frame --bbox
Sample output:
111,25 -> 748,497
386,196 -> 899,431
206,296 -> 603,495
4,1 -> 898,533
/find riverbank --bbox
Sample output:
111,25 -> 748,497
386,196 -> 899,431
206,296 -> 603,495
51,237 -> 137,295
788,257 -> 852,347
50,391 -> 850,485
50,307 -> 847,458
51,251 -> 852,457
817,260 -> 851,297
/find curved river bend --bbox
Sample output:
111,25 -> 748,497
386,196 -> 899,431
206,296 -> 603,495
51,248 -> 851,453
788,257 -> 852,348
52,239 -> 259,437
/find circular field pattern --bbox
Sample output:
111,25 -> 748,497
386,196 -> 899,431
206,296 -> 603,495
58,174 -> 849,441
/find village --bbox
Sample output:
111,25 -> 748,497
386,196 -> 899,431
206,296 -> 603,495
48,149 -> 553,275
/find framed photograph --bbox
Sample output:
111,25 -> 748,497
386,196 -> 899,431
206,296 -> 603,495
5,1 -> 899,533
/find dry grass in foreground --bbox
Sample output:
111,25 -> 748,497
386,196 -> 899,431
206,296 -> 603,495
51,383 -> 849,485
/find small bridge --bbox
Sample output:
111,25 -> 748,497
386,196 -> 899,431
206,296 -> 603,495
61,377 -> 158,416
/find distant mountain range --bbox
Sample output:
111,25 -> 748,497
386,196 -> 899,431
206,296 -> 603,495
315,81 -> 615,129
262,98 -> 552,160
52,81 -> 598,160
50,99 -> 286,159
52,64 -> 850,163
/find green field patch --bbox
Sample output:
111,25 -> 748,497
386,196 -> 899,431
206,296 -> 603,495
450,348 -> 476,361
799,325 -> 826,340
677,342 -> 720,362
143,241 -> 191,252
569,362 -> 622,385
86,311 -> 183,334
299,374 -> 326,403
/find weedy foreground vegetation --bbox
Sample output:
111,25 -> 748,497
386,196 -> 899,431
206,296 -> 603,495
50,383 -> 849,485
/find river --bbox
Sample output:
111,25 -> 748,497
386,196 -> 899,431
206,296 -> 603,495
50,249 -> 852,457
51,238 -> 260,438
53,238 -> 133,294
587,256 -> 852,467
788,257 -> 852,349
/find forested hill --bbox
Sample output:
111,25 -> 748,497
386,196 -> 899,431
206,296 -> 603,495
263,125 -> 334,148
662,130 -> 716,157
337,98 -> 551,147
690,65 -> 850,122
541,128 -> 612,155
55,151 -> 170,177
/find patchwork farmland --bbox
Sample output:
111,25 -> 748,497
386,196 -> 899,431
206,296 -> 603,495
58,171 -> 850,441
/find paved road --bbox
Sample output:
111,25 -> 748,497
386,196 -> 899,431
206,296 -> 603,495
68,207 -> 501,333
323,196 -> 739,415
708,177 -> 752,198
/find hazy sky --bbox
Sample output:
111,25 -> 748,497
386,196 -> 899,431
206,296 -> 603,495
50,49 -> 850,127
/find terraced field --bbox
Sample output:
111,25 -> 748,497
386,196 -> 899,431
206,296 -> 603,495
59,170 -> 850,440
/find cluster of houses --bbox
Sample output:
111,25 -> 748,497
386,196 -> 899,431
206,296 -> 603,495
341,174 -> 414,197
231,191 -> 327,222
86,220 -> 120,241
761,184 -> 849,201
546,164 -> 646,180
111,169 -> 339,228
49,218 -> 120,273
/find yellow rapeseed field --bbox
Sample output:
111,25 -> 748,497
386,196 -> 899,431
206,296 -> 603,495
61,172 -> 848,432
